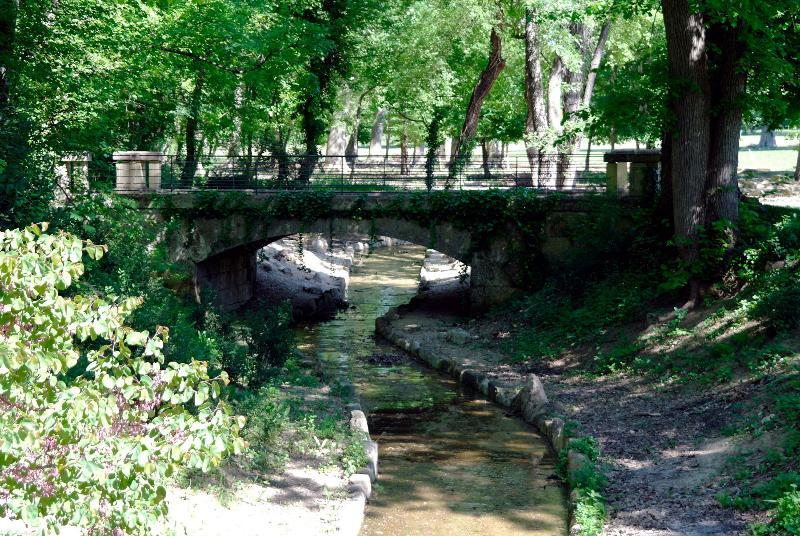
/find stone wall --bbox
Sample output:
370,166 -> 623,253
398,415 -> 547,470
195,246 -> 257,310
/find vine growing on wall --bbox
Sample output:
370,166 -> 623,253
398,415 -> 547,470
154,189 -> 615,291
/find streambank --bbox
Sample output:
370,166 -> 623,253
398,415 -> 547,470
296,244 -> 567,535
375,304 -> 750,536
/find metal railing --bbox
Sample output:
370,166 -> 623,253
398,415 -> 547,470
116,153 -> 609,193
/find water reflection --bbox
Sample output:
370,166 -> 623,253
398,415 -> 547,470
296,245 -> 567,536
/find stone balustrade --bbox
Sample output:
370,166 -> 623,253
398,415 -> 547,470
55,153 -> 91,203
113,151 -> 163,192
604,149 -> 661,197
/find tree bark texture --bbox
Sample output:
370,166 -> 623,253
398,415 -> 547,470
758,126 -> 777,148
582,21 -> 611,108
400,132 -> 410,175
706,22 -> 746,226
524,9 -> 548,185
663,0 -> 710,264
481,138 -> 492,178
369,108 -> 386,159
795,145 -> 800,182
181,68 -> 206,185
451,28 -> 506,177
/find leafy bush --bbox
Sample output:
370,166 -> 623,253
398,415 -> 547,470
750,486 -> 800,535
0,224 -> 244,533
747,267 -> 800,330
200,300 -> 295,388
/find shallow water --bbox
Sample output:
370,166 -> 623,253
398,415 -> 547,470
296,245 -> 567,536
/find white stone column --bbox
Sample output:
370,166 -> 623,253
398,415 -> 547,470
606,161 -> 629,196
113,151 -> 163,192
55,153 -> 91,203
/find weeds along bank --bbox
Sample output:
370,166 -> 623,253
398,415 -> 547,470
375,195 -> 800,535
0,189 -> 369,534
488,198 -> 800,534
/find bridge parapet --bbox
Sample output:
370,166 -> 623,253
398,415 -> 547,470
604,150 -> 661,198
113,151 -> 163,192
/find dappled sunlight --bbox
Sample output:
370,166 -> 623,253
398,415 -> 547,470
295,243 -> 567,535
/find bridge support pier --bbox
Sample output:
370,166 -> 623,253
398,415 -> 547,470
467,241 -> 520,310
194,246 -> 257,311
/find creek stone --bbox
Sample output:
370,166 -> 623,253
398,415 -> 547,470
445,328 -> 471,345
566,450 -> 591,487
513,374 -> 549,422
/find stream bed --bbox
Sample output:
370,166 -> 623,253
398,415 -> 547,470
296,244 -> 568,535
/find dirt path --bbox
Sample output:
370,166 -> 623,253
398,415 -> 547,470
380,305 -> 751,535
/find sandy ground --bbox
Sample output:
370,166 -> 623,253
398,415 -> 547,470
166,460 -> 349,536
165,382 -> 355,536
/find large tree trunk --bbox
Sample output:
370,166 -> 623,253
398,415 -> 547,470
757,126 -> 777,149
346,89 -> 370,165
795,145 -> 800,182
706,22 -> 746,227
450,28 -> 506,181
425,109 -> 445,191
181,69 -> 206,185
557,23 -> 588,188
559,22 -> 612,188
541,57 -> 564,187
524,8 -> 548,186
368,108 -> 386,159
663,0 -> 711,299
657,128 -> 675,227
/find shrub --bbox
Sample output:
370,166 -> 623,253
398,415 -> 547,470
750,486 -> 800,535
0,224 -> 244,533
747,267 -> 800,331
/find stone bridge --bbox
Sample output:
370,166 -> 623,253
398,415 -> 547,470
107,147 -> 657,311
124,190 -> 641,311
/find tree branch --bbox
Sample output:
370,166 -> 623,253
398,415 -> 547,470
157,45 -> 274,75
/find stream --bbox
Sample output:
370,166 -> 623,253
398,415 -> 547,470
295,244 -> 568,535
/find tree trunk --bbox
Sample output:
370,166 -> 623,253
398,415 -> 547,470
706,22 -> 746,227
582,22 -> 611,108
663,0 -> 711,274
298,49 -> 338,183
369,108 -> 386,159
758,126 -> 777,149
346,89 -> 370,165
524,8 -> 549,186
450,28 -> 506,180
400,132 -> 410,175
657,128 -> 675,227
425,109 -> 445,191
795,145 -> 800,182
481,138 -> 492,178
541,57 -> 564,187
181,69 -> 206,185
559,21 -> 609,188
228,83 -> 245,156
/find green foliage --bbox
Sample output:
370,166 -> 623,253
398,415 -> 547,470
0,224 -> 244,533
201,300 -> 295,388
749,486 -> 800,535
573,489 -> 607,536
233,377 -> 367,477
506,267 -> 657,364
554,434 -> 607,536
